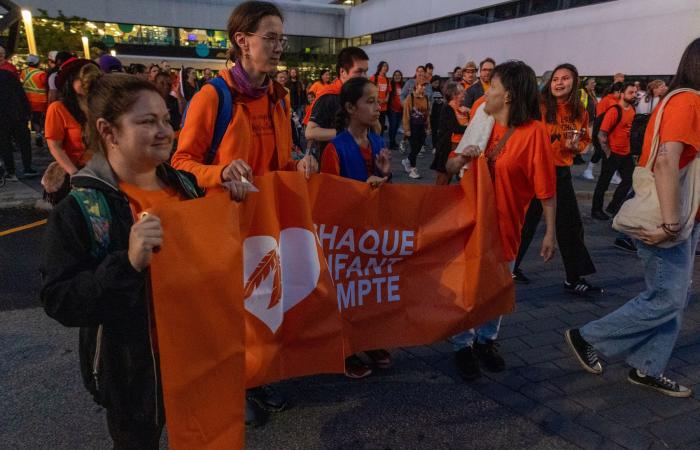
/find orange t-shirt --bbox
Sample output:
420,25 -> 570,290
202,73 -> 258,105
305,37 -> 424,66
451,103 -> 470,144
541,103 -> 591,167
45,101 -> 89,167
370,75 -> 391,112
240,93 -> 278,174
390,83 -> 403,112
308,81 -> 326,98
451,121 -> 556,260
596,94 -> 618,116
600,104 -> 635,156
637,91 -> 700,221
320,142 -> 374,178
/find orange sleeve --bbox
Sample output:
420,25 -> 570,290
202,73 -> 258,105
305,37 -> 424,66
320,143 -> 341,175
469,96 -> 486,122
599,106 -> 619,133
659,95 -> 700,148
44,102 -> 65,142
531,125 -> 556,200
171,85 -> 228,189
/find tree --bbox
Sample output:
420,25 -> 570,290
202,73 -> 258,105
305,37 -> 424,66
16,9 -> 95,58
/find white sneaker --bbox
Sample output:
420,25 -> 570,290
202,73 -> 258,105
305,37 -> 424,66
408,168 -> 421,179
611,172 -> 622,185
582,168 -> 594,180
401,158 -> 411,173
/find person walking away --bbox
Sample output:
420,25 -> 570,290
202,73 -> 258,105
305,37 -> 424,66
171,1 -> 317,426
0,70 -> 35,181
401,81 -> 430,179
431,81 -> 467,185
320,77 -> 393,378
512,63 -> 602,296
22,54 -> 48,149
463,57 -> 495,110
369,61 -> 391,137
591,82 -> 637,220
41,72 -> 248,450
386,70 -> 403,150
566,38 -> 700,397
445,60 -> 556,381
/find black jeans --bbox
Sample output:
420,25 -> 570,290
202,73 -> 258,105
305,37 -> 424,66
592,153 -> 634,214
408,124 -> 426,167
0,118 -> 32,174
514,166 -> 596,282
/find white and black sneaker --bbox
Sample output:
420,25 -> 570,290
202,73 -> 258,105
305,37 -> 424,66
627,369 -> 692,398
401,158 -> 412,173
564,278 -> 603,296
564,328 -> 603,375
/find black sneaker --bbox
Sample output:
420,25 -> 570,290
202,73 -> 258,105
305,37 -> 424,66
511,268 -> 531,285
591,210 -> 610,221
454,347 -> 481,381
23,168 -> 39,178
564,329 -> 603,375
474,340 -> 505,373
247,385 -> 288,413
614,237 -> 637,253
564,278 -> 604,296
245,398 -> 269,427
627,369 -> 692,398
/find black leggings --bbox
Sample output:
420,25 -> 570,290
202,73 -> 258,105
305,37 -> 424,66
514,166 -> 596,282
592,153 -> 634,215
408,124 -> 426,167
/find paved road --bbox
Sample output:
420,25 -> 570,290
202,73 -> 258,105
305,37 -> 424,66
2,142 -> 699,449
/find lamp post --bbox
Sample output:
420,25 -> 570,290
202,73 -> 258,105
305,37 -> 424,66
20,9 -> 37,55
81,36 -> 90,59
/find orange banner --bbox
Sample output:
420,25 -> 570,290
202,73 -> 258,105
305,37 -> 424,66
150,157 -> 514,450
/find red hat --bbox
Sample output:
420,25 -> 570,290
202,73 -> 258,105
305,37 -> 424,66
55,58 -> 98,90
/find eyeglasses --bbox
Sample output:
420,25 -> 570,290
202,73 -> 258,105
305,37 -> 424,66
246,33 -> 288,50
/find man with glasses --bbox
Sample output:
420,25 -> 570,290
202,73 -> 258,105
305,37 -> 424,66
464,57 -> 496,110
461,60 -> 478,92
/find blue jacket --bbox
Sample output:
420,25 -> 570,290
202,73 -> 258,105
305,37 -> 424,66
332,130 -> 385,181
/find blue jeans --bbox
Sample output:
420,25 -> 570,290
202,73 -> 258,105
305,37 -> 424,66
387,110 -> 402,149
452,261 -> 513,351
581,223 -> 700,377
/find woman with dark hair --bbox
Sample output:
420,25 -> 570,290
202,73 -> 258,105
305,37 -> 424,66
512,63 -> 601,295
567,37 -> 700,398
446,60 -> 557,381
44,58 -> 101,203
171,0 -> 315,426
41,72 -> 247,449
308,68 -> 331,98
286,67 -> 306,119
321,76 -> 392,378
386,70 -> 403,149
431,81 -> 467,185
148,63 -> 161,82
369,60 -> 390,136
181,67 -> 199,102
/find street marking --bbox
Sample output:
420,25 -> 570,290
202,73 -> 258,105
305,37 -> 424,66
0,219 -> 47,237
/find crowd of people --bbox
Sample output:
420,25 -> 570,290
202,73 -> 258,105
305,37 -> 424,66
1,1 -> 698,447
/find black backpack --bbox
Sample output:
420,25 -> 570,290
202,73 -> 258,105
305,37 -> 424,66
630,113 -> 653,156
591,104 -> 622,154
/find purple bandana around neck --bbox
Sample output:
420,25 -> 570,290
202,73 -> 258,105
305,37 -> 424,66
230,60 -> 270,99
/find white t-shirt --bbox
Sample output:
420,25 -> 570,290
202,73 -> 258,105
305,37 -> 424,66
635,96 -> 659,115
48,72 -> 57,90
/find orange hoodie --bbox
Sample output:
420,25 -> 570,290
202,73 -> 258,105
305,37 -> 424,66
172,69 -> 294,190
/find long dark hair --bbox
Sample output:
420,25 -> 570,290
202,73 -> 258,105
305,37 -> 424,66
492,60 -> 540,127
334,77 -> 373,131
372,61 -> 388,84
542,63 -> 583,124
387,70 -> 403,108
318,68 -> 330,84
59,65 -> 102,125
668,37 -> 700,91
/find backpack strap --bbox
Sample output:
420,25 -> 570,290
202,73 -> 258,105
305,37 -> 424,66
69,188 -> 112,260
205,77 -> 235,165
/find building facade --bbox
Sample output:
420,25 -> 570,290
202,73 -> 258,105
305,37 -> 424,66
12,0 -> 700,76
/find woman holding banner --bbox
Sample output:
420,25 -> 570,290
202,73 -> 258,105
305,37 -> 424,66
446,61 -> 557,381
40,73 -> 248,450
172,0 -> 317,426
321,76 -> 393,378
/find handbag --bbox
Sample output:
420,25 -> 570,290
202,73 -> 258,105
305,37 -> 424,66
612,88 -> 700,248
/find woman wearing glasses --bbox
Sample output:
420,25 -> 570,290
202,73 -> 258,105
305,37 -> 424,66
171,0 -> 317,427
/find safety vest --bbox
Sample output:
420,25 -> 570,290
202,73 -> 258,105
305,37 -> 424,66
23,68 -> 48,112
579,89 -> 589,109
